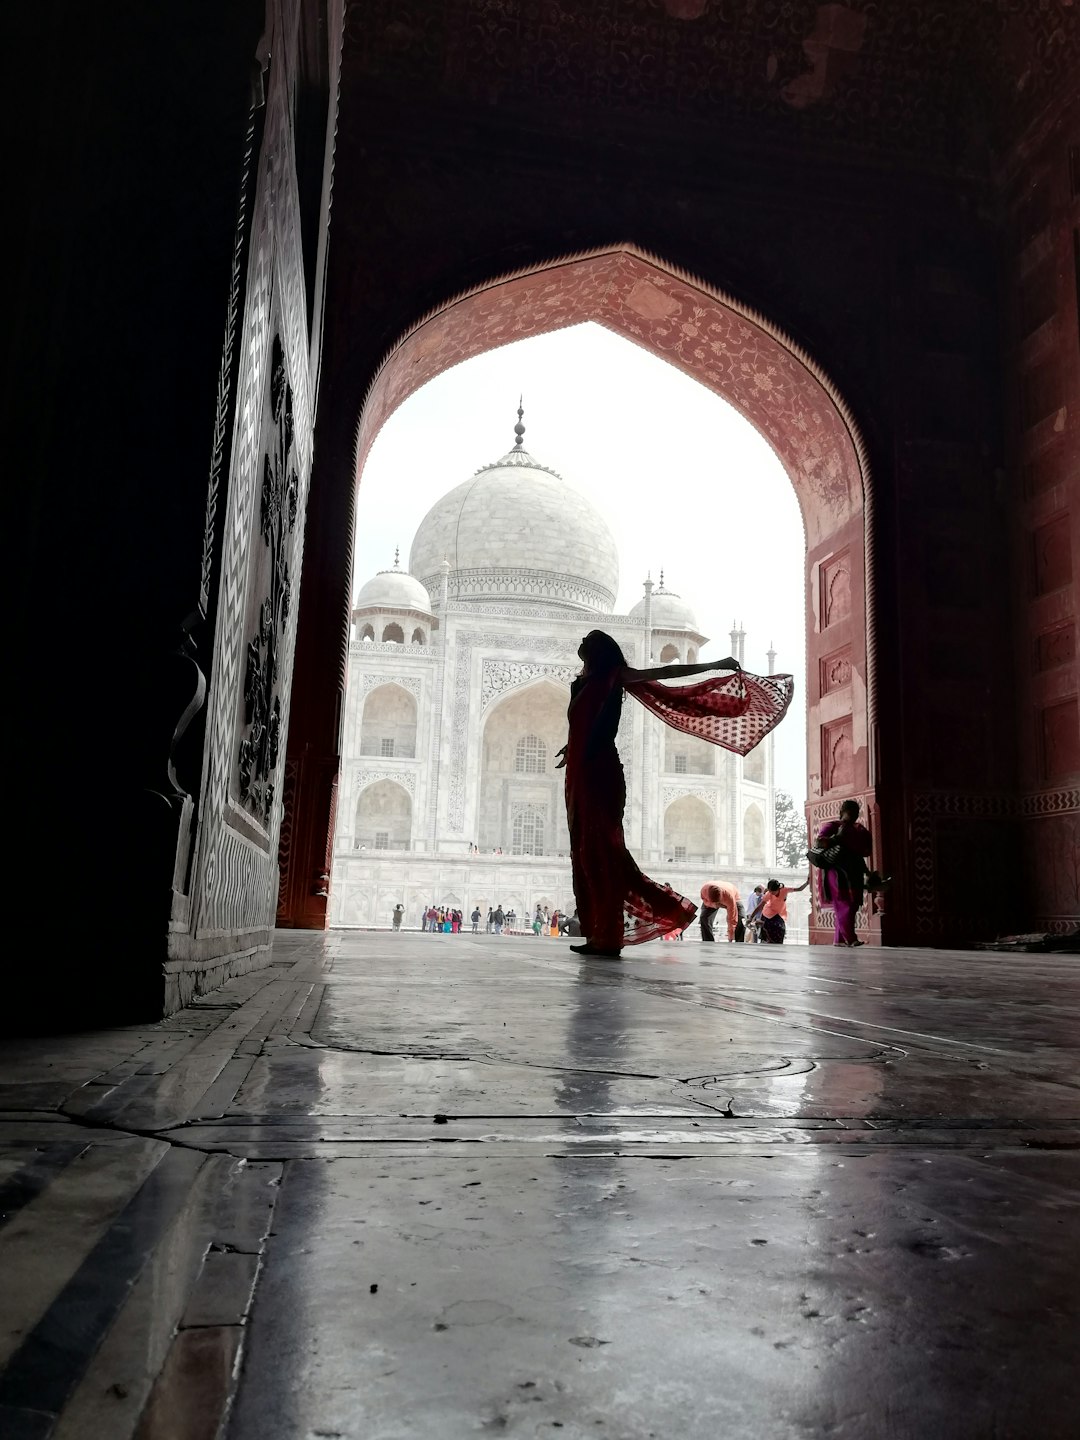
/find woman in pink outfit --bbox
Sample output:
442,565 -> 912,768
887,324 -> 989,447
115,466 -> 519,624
815,798 -> 874,946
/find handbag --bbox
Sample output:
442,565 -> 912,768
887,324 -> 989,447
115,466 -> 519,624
807,843 -> 842,869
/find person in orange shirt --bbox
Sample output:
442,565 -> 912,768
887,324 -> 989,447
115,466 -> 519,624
699,881 -> 742,942
748,874 -> 810,944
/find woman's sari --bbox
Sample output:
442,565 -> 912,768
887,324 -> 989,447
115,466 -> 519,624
565,667 -> 793,949
816,818 -> 873,944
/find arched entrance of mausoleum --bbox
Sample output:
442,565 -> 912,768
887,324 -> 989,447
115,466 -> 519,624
280,246 -> 878,945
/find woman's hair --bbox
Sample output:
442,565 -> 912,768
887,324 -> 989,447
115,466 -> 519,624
579,629 -> 627,674
840,798 -> 861,819
766,879 -> 781,892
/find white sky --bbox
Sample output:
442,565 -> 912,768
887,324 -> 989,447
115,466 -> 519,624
354,322 -> 807,802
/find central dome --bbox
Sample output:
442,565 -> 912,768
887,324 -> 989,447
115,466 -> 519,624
409,423 -> 619,614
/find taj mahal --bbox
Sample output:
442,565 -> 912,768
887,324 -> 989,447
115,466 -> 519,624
331,413 -> 807,935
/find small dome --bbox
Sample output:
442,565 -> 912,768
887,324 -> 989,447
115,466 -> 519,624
355,557 -> 433,615
409,413 -> 619,614
630,577 -> 700,633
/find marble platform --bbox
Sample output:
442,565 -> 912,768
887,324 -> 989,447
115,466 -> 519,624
1,931 -> 1077,1438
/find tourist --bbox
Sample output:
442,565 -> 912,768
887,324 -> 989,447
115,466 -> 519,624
426,904 -> 438,933
486,907 -> 493,933
471,906 -> 481,933
748,875 -> 810,944
557,629 -> 789,958
747,886 -> 765,941
493,905 -> 505,935
392,903 -> 404,931
451,909 -> 461,933
533,905 -> 544,936
507,908 -> 517,930
699,881 -> 741,942
812,799 -> 884,946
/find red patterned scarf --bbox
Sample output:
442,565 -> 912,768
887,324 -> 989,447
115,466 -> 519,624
624,670 -> 793,756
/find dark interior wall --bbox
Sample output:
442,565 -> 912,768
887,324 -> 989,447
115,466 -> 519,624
7,3 -> 264,1020
1004,91 -> 1080,932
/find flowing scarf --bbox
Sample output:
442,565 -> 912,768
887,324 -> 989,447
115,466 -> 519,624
624,669 -> 794,755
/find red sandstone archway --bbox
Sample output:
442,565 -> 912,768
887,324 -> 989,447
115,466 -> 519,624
282,246 -> 878,943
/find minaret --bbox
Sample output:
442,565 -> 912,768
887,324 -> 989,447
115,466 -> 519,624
767,640 -> 776,675
439,557 -> 451,621
643,572 -> 654,662
730,620 -> 746,666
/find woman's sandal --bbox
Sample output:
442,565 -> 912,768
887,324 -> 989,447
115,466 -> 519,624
570,943 -> 623,958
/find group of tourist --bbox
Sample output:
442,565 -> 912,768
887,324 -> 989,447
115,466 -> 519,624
420,905 -> 465,932
695,876 -> 810,946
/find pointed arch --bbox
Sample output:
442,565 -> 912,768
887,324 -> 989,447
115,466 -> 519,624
360,683 -> 417,759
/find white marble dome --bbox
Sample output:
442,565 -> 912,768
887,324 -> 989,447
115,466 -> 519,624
409,436 -> 619,614
629,581 -> 701,633
355,562 -> 433,615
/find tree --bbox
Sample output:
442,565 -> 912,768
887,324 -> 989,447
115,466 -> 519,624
774,790 -> 807,868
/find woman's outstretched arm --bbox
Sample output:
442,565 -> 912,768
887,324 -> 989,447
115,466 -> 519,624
622,656 -> 741,683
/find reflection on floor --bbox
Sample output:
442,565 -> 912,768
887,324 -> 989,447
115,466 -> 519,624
1,931 -> 1078,1438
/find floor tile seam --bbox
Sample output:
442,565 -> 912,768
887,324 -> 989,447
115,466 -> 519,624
157,1114 -> 1080,1132
142,1138 -> 1080,1159
582,971 -> 1027,1060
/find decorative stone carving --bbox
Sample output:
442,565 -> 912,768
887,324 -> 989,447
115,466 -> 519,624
661,786 -> 718,812
353,642 -> 435,657
821,552 -> 851,628
481,660 -> 576,711
821,716 -> 854,792
820,646 -> 852,695
361,673 -> 422,697
421,566 -> 616,613
237,333 -> 299,825
355,768 -> 417,796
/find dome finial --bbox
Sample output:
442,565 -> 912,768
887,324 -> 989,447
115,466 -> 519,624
393,546 -> 400,569
513,396 -> 525,450
659,568 -> 665,591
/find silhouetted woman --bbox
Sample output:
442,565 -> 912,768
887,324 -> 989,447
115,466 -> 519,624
815,798 -> 874,946
556,630 -> 793,957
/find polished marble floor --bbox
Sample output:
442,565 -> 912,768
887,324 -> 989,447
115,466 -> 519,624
1,931 -> 1078,1438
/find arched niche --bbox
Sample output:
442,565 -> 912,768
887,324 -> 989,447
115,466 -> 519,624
665,731 -> 716,777
381,622 -> 404,644
359,623 -> 374,642
360,683 -> 417,759
410,627 -> 426,645
659,642 -> 681,663
664,795 -> 715,865
355,779 -> 412,852
743,803 -> 766,867
479,681 -> 569,855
